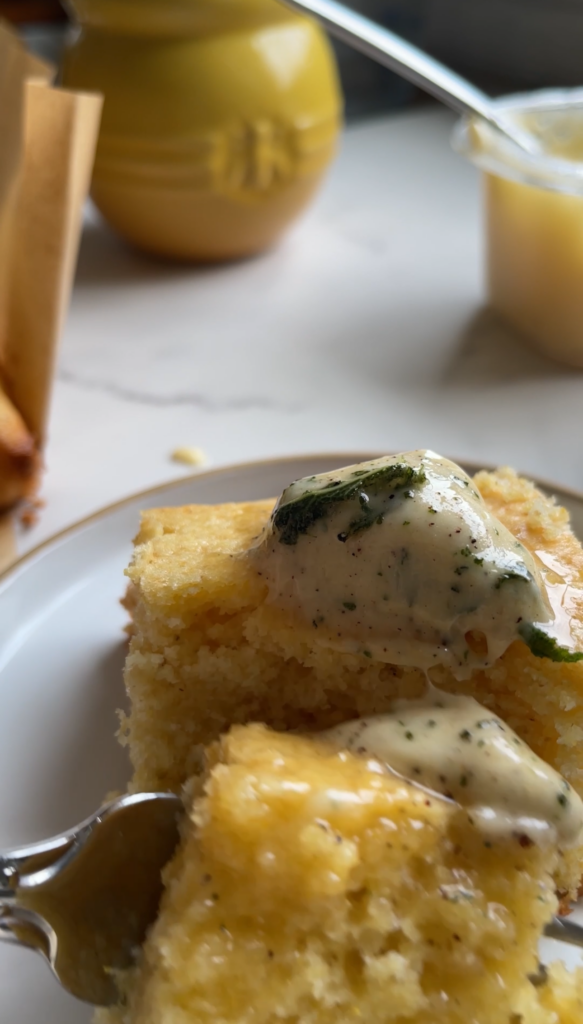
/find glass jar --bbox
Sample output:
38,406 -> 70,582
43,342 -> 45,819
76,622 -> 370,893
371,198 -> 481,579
453,89 -> 583,369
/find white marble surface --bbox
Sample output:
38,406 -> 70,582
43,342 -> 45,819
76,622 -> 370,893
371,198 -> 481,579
17,107 -> 583,555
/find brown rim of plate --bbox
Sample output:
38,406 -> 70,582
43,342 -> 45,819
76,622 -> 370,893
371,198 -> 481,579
1,450 -> 582,587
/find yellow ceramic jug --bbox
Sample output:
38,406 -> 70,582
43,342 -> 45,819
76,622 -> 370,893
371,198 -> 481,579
62,0 -> 342,261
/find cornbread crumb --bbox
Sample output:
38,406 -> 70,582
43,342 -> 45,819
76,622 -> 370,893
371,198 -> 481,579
97,726 -> 583,1024
170,446 -> 207,467
122,469 -> 583,900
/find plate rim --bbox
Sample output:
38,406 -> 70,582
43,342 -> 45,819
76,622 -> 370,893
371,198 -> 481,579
3,451 -> 583,588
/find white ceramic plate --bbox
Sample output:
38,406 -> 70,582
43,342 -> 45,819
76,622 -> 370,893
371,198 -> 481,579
1,454 -> 583,1024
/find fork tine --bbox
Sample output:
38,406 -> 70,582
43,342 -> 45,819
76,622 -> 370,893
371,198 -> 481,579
544,916 -> 583,949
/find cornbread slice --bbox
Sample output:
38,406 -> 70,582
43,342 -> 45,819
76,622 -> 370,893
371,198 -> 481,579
124,473 -> 582,750
99,725 -> 583,1024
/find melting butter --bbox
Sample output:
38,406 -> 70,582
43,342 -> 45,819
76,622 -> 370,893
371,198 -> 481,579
251,451 -> 552,677
318,693 -> 583,849
534,549 -> 582,652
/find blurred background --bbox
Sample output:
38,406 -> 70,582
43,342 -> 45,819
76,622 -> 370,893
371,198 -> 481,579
2,0 -> 583,552
6,0 -> 583,118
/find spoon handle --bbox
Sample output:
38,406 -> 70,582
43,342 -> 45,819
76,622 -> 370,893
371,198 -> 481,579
282,0 -> 497,121
281,0 -> 544,155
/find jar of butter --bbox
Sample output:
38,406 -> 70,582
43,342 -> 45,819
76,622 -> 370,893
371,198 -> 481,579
453,89 -> 583,369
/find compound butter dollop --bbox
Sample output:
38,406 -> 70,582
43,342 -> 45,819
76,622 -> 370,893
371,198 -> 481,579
251,451 -> 552,677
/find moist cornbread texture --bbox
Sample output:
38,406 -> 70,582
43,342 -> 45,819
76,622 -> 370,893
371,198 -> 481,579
122,468 -> 583,898
97,725 -> 583,1024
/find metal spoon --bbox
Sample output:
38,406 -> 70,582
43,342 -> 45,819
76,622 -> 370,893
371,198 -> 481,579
1,792 -> 583,1006
280,0 -> 543,156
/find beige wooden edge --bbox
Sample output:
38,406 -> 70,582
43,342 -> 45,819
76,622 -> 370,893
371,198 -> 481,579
0,512 -> 16,573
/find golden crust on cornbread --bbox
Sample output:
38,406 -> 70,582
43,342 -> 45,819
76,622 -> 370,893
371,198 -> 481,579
98,725 -> 583,1024
122,469 -> 583,900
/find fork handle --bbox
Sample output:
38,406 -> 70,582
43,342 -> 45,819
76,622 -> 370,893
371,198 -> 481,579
0,835 -> 72,902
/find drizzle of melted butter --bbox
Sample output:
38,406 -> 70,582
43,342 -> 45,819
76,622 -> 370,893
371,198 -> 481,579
534,549 -> 580,650
317,693 -> 583,849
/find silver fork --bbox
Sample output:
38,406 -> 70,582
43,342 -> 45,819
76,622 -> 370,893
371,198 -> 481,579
1,793 -> 583,1007
0,793 -> 182,1006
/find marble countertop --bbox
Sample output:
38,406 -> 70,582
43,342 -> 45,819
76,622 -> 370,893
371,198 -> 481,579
16,107 -> 583,555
